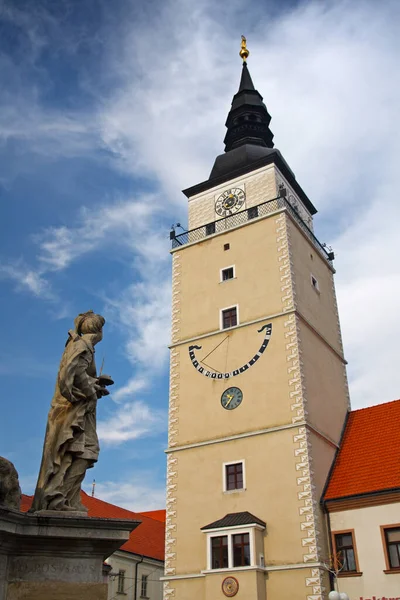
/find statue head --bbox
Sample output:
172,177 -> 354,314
74,310 -> 105,344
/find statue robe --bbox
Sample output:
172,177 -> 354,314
31,330 -> 100,511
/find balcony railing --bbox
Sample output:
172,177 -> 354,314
170,193 -> 334,263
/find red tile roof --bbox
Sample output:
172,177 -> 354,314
140,509 -> 166,523
324,399 -> 400,501
20,492 -> 165,562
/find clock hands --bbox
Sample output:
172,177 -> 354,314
199,335 -> 229,373
225,393 -> 234,408
201,360 -> 222,374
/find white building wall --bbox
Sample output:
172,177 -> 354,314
106,551 -> 164,600
330,502 -> 400,599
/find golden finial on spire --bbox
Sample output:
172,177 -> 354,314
239,35 -> 249,62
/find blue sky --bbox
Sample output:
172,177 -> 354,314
0,0 -> 399,510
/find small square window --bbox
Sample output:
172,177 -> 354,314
224,243 -> 230,251
206,222 -> 216,236
222,307 -> 237,329
247,206 -> 258,220
383,527 -> 400,569
311,274 -> 320,292
225,462 -> 243,491
222,267 -> 234,281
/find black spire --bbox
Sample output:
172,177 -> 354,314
223,61 -> 274,152
208,40 -> 276,181
183,38 -> 317,216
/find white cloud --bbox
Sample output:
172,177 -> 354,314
111,377 -> 148,403
105,278 -> 171,370
0,261 -> 53,299
2,0 -> 400,417
85,475 -> 166,512
97,400 -> 166,445
37,197 -> 160,271
102,233 -> 172,400
95,0 -> 400,411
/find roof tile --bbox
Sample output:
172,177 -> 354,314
20,491 -> 165,562
201,511 -> 266,530
324,399 -> 400,501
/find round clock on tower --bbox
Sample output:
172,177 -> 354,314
165,36 -> 349,600
215,188 -> 246,217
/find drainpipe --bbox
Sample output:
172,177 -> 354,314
134,555 -> 144,600
324,504 -> 335,592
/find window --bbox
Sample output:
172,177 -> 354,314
206,222 -> 215,236
224,243 -> 230,251
333,532 -> 357,572
247,206 -> 258,220
311,274 -> 320,292
225,462 -> 243,491
117,570 -> 125,594
211,535 -> 228,569
206,526 -> 263,571
221,306 -> 237,329
233,533 -> 250,567
221,266 -> 235,282
140,574 -> 149,598
382,526 -> 400,571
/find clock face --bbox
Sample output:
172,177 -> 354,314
222,576 -> 239,597
215,188 -> 245,217
221,387 -> 243,410
188,322 -> 272,379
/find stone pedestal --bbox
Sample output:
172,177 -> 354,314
0,506 -> 140,600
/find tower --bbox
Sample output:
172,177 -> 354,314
165,39 -> 349,600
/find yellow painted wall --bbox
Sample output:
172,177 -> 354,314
168,566 -> 329,600
289,219 -> 342,355
176,214 -> 284,342
175,317 -> 293,446
299,321 -> 349,443
166,163 -> 349,600
171,429 -> 308,574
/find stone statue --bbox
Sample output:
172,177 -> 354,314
0,456 -> 21,510
31,310 -> 113,513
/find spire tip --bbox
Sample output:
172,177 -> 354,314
239,35 -> 249,63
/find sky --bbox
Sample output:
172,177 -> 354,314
0,0 -> 399,511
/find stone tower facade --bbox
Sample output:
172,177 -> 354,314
164,51 -> 349,600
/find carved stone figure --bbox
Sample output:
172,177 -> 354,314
0,456 -> 21,510
31,311 -> 113,513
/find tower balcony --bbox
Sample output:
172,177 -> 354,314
170,192 -> 334,264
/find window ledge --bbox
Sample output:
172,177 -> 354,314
219,277 -> 237,284
202,566 -> 262,575
337,571 -> 363,578
223,487 -> 246,495
384,568 -> 400,575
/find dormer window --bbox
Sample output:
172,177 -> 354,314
201,511 -> 266,572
